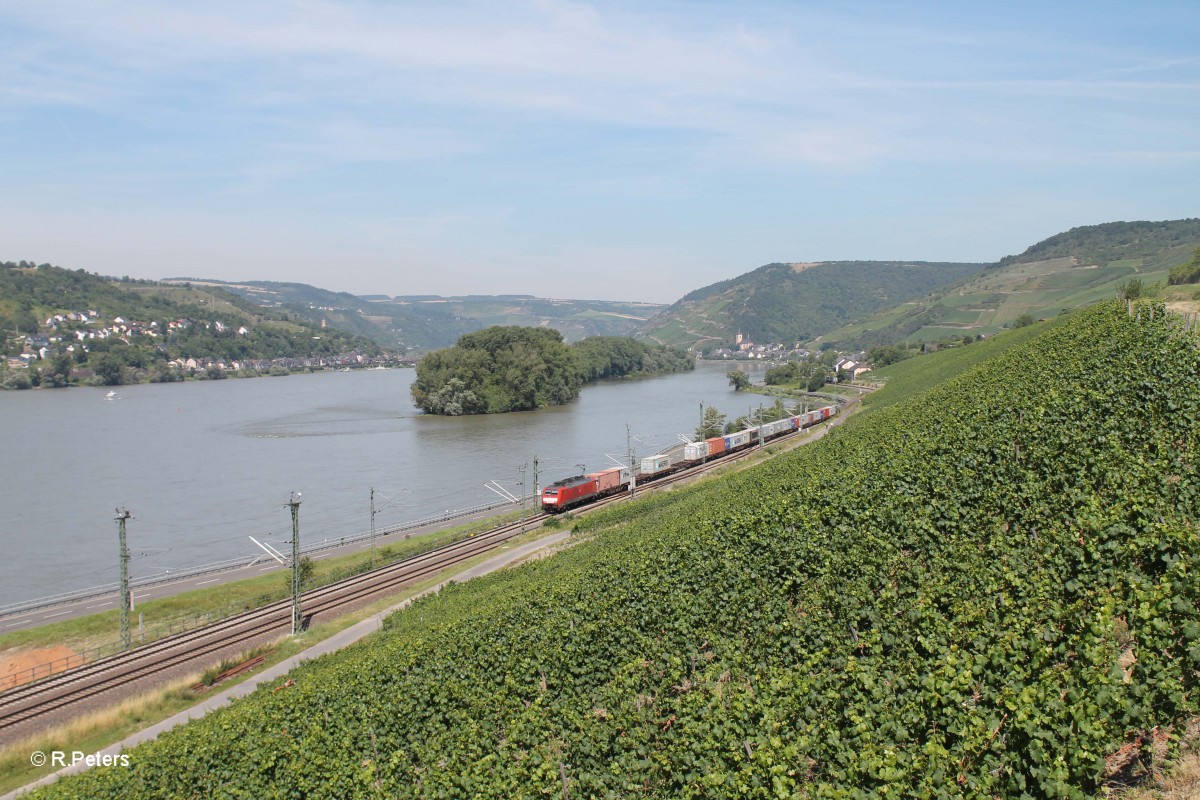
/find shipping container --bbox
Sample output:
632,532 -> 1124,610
706,436 -> 726,456
640,454 -> 672,474
762,419 -> 789,438
588,467 -> 629,494
724,430 -> 752,450
683,441 -> 709,460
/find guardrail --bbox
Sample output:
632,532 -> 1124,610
0,496 -> 529,621
0,498 -> 544,694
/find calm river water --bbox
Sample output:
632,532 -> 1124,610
0,362 -> 767,606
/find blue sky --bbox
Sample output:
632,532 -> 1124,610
2,1 -> 1197,303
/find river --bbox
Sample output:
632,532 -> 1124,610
0,362 -> 769,606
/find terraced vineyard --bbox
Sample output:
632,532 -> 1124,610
31,302 -> 1200,798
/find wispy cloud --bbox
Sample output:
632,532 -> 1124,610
1,1 -> 1197,299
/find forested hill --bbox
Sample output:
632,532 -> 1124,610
815,217 -> 1200,350
1,261 -> 377,387
638,260 -> 987,350
996,218 -> 1200,271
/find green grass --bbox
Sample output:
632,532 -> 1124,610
865,318 -> 1056,411
0,510 -> 532,658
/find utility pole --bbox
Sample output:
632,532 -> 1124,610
369,486 -> 377,566
115,508 -> 132,650
287,492 -> 302,635
627,423 -> 637,499
532,454 -> 540,500
518,463 -> 528,532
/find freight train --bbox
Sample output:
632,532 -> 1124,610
540,405 -> 836,513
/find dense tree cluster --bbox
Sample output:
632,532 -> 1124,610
763,360 -> 830,392
412,328 -> 694,415
694,405 -> 726,439
412,327 -> 582,415
571,336 -> 693,382
866,344 -> 914,368
1167,246 -> 1200,285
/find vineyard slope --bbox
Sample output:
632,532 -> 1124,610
32,302 -> 1200,799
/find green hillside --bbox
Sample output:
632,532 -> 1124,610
862,319 -> 1054,412
1,262 -> 378,387
190,280 -> 665,353
639,260 -> 987,350
164,279 -> 480,352
820,218 -> 1200,349
376,294 -> 664,349
997,218 -> 1200,271
33,301 -> 1200,798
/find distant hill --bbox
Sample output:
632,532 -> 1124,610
0,262 -> 378,386
371,294 -> 664,350
818,218 -> 1200,349
638,260 -> 987,350
175,280 -> 663,353
162,279 -> 478,353
996,218 -> 1200,271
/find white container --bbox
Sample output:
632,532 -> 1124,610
640,454 -> 672,473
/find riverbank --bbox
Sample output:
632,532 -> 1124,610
0,358 -> 414,392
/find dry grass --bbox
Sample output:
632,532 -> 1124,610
0,674 -> 202,794
1106,718 -> 1200,800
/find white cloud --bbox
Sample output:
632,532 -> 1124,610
1,1 -> 1197,301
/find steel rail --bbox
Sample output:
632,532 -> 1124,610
0,516 -> 538,732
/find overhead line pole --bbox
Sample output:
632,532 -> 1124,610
115,508 -> 132,651
518,464 -> 528,533
627,423 -> 637,499
369,486 -> 377,566
287,492 -> 302,635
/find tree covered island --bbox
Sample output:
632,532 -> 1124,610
411,327 -> 694,415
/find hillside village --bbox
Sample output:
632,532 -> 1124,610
702,331 -> 877,381
3,306 -> 388,384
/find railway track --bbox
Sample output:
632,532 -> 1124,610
0,516 -> 541,735
0,404 -> 851,737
